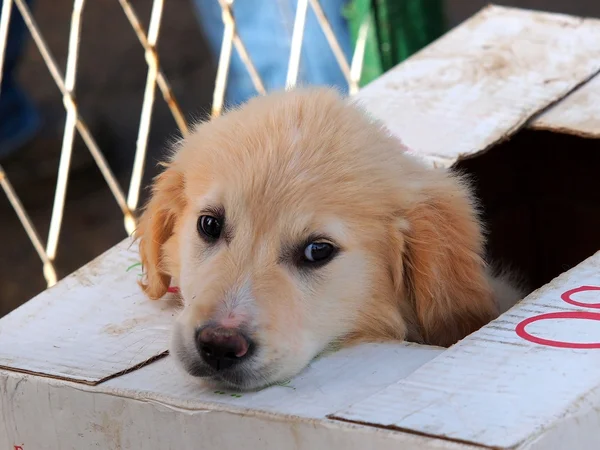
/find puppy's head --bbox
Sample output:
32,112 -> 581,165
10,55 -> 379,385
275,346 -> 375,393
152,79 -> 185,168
135,88 -> 497,390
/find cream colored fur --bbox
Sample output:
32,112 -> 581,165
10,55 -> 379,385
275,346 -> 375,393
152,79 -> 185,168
135,88 -> 523,389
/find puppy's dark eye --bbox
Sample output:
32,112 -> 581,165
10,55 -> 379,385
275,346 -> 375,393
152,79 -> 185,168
303,242 -> 336,265
198,215 -> 222,241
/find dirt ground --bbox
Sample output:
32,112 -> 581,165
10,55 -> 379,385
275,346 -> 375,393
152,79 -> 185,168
1,0 -> 599,317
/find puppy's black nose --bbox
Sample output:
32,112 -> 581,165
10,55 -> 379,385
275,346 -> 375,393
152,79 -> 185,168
196,326 -> 251,371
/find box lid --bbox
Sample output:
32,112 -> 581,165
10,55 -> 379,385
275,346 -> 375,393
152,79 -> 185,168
357,5 -> 600,167
98,341 -> 443,421
0,240 -> 175,385
330,251 -> 600,449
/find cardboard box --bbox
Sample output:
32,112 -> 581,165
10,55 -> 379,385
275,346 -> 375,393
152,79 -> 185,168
2,5 -> 600,449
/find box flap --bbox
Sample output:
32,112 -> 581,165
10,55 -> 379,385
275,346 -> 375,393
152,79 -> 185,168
330,251 -> 600,449
99,342 -> 443,421
531,72 -> 600,138
1,343 -> 447,450
356,5 -> 600,167
0,239 -> 175,385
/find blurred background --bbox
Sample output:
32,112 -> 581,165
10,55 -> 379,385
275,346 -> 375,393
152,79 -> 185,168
1,0 -> 599,318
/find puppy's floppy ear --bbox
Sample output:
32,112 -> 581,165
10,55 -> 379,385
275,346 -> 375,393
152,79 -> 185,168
134,163 -> 185,300
398,172 -> 498,347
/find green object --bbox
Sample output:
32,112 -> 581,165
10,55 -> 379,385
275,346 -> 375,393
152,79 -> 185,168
126,261 -> 142,272
344,0 -> 447,87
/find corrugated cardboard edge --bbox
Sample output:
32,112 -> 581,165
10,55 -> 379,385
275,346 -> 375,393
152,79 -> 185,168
0,351 -> 168,386
328,417 -> 497,450
529,73 -> 600,138
516,378 -> 600,449
453,68 -> 600,166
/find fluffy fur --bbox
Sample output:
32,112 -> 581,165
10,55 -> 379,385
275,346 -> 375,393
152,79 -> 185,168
135,88 -> 522,389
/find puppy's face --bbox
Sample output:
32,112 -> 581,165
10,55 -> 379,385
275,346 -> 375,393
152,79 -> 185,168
136,89 -> 497,390
171,182 -> 401,389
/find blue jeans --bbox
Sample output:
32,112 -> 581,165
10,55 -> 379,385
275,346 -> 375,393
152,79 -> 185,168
192,0 -> 352,108
0,0 -> 40,159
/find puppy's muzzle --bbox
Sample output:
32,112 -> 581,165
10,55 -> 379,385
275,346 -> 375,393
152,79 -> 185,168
195,325 -> 254,371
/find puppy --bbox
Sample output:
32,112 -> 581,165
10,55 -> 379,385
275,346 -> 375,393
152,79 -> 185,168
135,87 -> 521,390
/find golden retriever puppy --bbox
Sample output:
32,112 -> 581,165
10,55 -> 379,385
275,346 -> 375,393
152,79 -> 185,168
135,87 -> 521,390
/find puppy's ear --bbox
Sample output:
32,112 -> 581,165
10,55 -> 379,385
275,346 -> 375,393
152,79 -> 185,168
398,173 -> 498,347
134,164 -> 185,300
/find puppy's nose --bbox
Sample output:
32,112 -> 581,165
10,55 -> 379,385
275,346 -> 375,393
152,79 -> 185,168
196,326 -> 251,371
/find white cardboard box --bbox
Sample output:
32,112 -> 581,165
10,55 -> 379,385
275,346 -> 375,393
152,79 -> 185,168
2,5 -> 600,449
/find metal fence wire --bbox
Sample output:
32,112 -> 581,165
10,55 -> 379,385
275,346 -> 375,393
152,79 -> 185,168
0,0 -> 370,288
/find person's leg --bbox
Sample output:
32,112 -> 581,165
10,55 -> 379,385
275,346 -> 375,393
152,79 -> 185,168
0,0 -> 40,159
297,0 -> 352,87
192,0 -> 351,108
